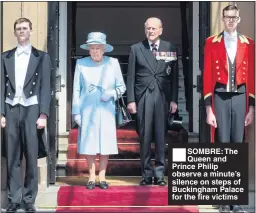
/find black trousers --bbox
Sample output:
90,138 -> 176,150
4,104 -> 39,204
214,92 -> 246,143
136,86 -> 168,178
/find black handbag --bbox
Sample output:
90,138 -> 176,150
167,110 -> 183,131
115,88 -> 132,127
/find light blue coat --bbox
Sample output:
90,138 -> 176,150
72,56 -> 126,155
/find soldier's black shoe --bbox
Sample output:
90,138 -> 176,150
153,177 -> 167,186
140,177 -> 152,185
24,203 -> 36,213
233,205 -> 245,213
219,205 -> 230,213
6,203 -> 20,213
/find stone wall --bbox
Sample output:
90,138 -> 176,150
3,2 -> 48,51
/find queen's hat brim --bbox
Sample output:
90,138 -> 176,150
80,41 -> 113,52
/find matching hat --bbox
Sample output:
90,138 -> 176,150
80,32 -> 113,52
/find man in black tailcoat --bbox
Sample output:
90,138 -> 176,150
127,17 -> 179,186
1,18 -> 51,213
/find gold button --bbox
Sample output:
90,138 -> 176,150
30,91 -> 32,94
8,93 -> 10,96
243,67 -> 246,70
36,73 -> 38,75
6,83 -> 8,86
216,60 -> 219,63
217,72 -> 220,75
243,61 -> 246,64
243,72 -> 245,74
216,66 -> 219,69
218,77 -> 221,80
33,82 -> 35,85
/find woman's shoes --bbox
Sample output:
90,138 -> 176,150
86,181 -> 96,190
86,180 -> 109,189
99,181 -> 109,189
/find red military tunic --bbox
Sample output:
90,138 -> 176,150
203,32 -> 255,142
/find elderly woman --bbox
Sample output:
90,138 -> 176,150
72,32 -> 126,190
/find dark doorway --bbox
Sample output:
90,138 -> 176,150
66,1 -> 193,132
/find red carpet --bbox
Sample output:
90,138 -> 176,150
56,206 -> 198,212
58,185 -> 169,206
56,186 -> 199,212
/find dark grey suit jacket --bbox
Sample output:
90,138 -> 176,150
127,39 -> 178,104
1,47 -> 52,117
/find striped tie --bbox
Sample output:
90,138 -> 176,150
151,43 -> 157,56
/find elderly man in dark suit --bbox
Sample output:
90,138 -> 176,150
1,18 -> 51,213
127,17 -> 178,186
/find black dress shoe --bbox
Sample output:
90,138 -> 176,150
86,181 -> 96,190
233,205 -> 245,213
99,181 -> 109,189
219,205 -> 230,213
24,203 -> 36,213
6,203 -> 20,213
140,177 -> 152,186
154,177 -> 167,186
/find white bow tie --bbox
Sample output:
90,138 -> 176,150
17,46 -> 31,55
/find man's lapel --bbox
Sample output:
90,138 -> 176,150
213,32 -> 228,71
236,33 -> 248,70
140,39 -> 157,73
23,47 -> 41,87
4,48 -> 16,88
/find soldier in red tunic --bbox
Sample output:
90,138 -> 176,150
203,5 -> 254,213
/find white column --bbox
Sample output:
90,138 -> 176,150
58,2 -> 68,134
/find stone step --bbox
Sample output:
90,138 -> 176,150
66,159 -> 169,176
67,143 -> 169,160
68,127 -> 188,144
58,131 -> 195,162
58,131 -> 194,162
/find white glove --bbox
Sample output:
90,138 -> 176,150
101,90 -> 116,102
74,114 -> 81,127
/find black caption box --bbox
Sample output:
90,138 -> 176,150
168,143 -> 248,205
